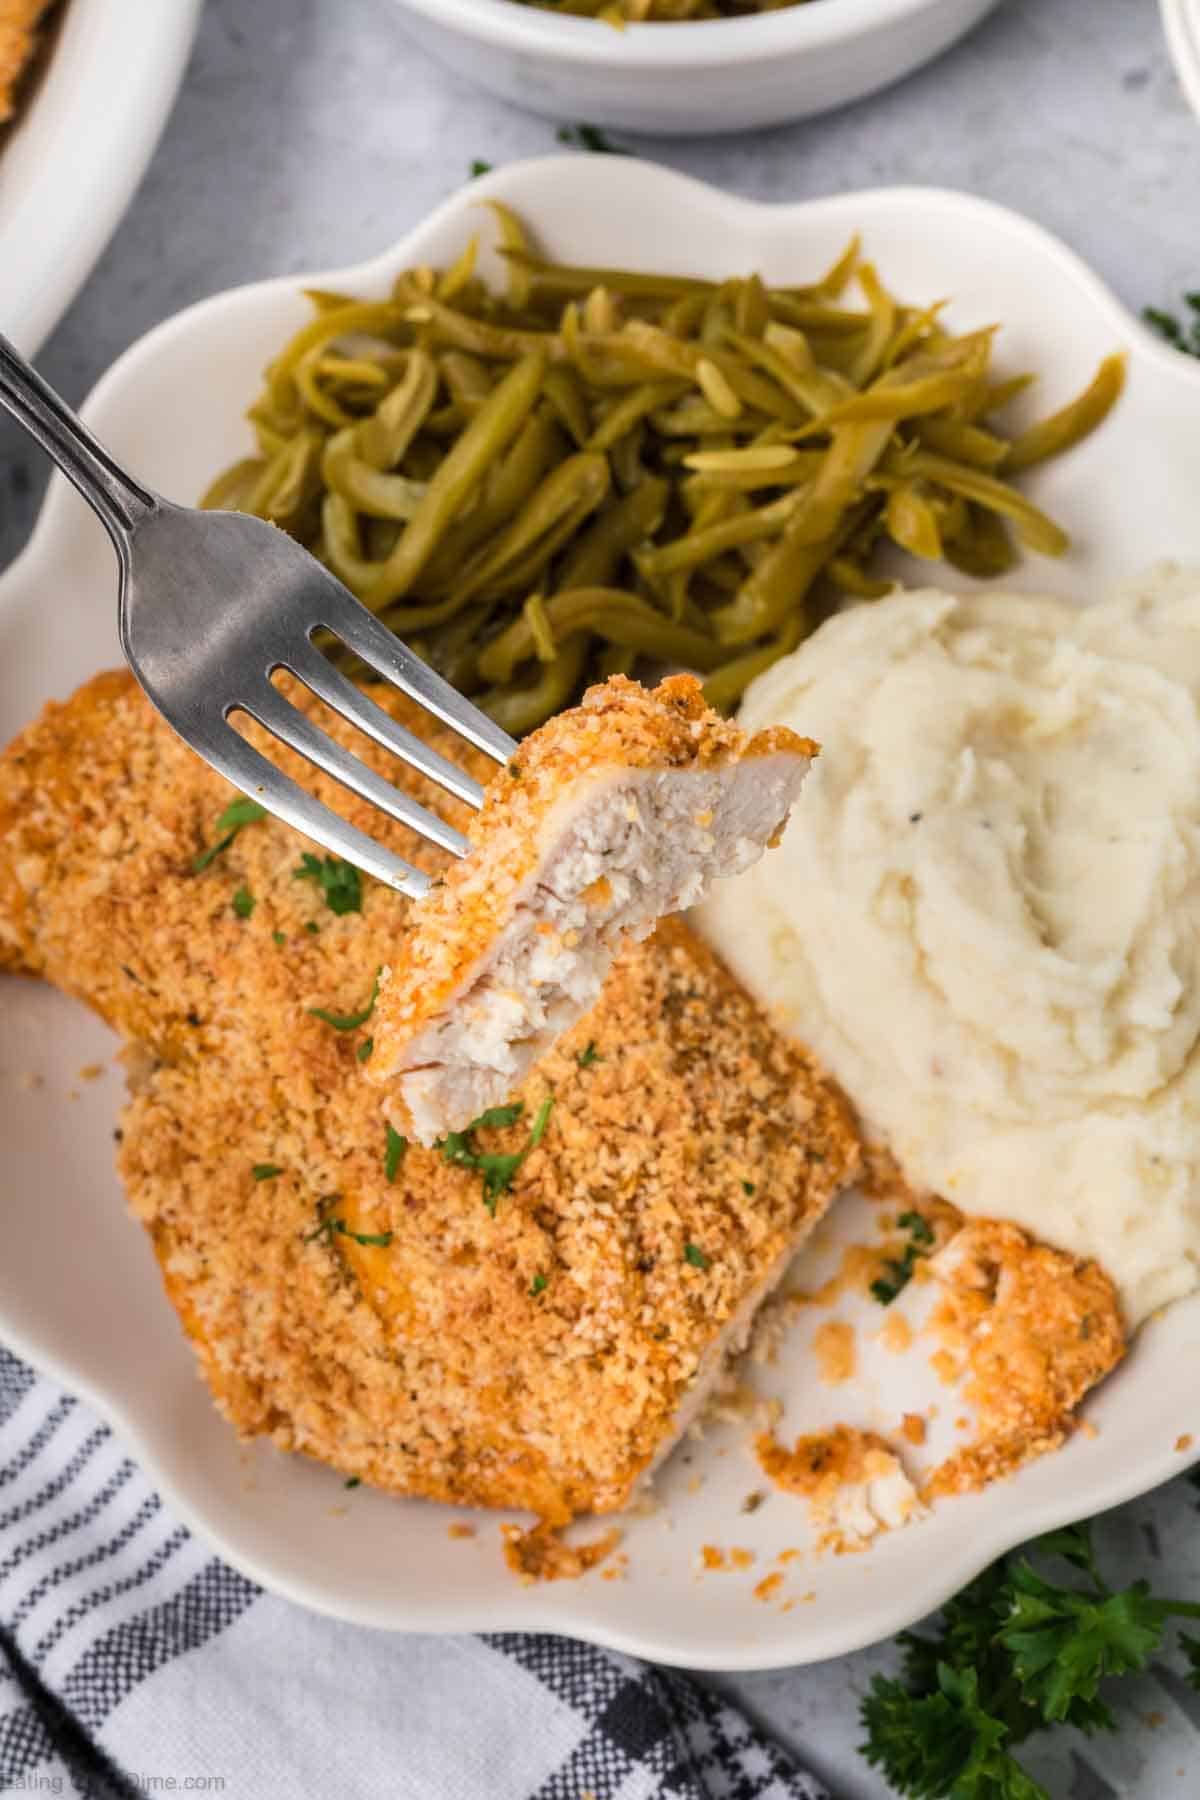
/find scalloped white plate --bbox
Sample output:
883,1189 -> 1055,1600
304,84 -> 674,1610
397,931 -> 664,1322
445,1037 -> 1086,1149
0,0 -> 202,356
1162,0 -> 1200,123
2,158 -> 1200,1671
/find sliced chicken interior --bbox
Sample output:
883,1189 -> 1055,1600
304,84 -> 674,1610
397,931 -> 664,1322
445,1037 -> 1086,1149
369,673 -> 816,1143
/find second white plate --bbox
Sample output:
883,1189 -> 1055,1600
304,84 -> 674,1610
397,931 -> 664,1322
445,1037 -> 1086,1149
2,158 -> 1200,1670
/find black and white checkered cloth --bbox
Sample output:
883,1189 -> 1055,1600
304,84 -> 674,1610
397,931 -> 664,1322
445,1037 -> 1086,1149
0,1346 -> 830,1800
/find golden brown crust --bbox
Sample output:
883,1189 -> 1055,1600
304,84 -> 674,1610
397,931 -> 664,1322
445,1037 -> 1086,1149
0,669 -> 859,1520
0,0 -> 50,125
922,1219 -> 1125,1497
369,672 -> 815,1087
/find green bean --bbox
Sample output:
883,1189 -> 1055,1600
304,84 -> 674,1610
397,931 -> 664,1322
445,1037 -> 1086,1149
542,365 -> 592,445
199,457 -> 265,513
637,491 -> 800,578
322,432 -> 428,521
707,514 -> 838,646
1004,352 -> 1126,473
393,280 -> 563,362
265,301 -> 406,420
421,410 -> 567,587
247,430 -> 324,530
586,381 -> 686,451
942,504 -> 1017,578
890,448 -> 1069,555
478,635 -> 591,737
558,479 -> 669,589
355,350 -> 437,469
914,417 -> 1010,468
450,452 -> 611,605
203,204 -> 1121,726
848,265 -> 897,387
367,352 -> 547,608
502,253 -> 716,303
885,482 -> 943,561
478,588 -> 724,684
701,613 -> 806,713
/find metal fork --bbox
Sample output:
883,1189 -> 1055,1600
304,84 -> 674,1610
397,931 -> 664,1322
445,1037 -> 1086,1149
0,332 -> 518,899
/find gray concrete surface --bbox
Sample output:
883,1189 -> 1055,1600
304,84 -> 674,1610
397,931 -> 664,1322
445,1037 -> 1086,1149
3,1 -> 1200,1793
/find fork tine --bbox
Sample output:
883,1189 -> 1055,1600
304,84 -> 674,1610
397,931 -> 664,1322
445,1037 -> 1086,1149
237,684 -> 472,860
194,722 -> 434,898
314,586 -> 517,767
282,639 -> 486,811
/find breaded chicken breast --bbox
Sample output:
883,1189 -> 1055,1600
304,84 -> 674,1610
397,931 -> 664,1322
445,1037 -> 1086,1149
0,669 -> 860,1520
0,0 -> 50,125
369,673 -> 816,1143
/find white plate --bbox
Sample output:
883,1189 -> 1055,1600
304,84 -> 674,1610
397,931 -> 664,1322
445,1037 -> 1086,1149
0,0 -> 202,356
3,158 -> 1200,1672
1162,0 -> 1200,123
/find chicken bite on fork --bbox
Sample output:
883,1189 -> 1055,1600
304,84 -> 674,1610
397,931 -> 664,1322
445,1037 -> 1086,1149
368,673 -> 816,1143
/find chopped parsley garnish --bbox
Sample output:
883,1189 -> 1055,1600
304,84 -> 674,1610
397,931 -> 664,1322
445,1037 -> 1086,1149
357,1036 -> 374,1064
435,1097 -> 554,1215
742,1180 -> 756,1195
577,1041 -> 602,1068
232,886 -> 255,920
309,968 -> 381,1032
470,158 -> 493,178
251,1163 -> 282,1182
683,1242 -> 709,1271
860,1521 -> 1200,1799
1143,292 -> 1200,358
530,1273 -> 547,1297
897,1209 -> 934,1245
293,852 -> 362,916
871,1210 -> 935,1305
306,1213 -> 394,1249
528,1095 -> 554,1146
192,797 -> 266,873
272,930 -> 287,947
385,1124 -> 407,1183
305,921 -> 319,935
557,123 -> 628,155
344,1476 -> 361,1489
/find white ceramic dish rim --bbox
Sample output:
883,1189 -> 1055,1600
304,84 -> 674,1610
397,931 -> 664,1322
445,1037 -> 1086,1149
1161,0 -> 1200,123
392,0 -> 953,66
3,159 -> 1200,1669
0,0 -> 202,357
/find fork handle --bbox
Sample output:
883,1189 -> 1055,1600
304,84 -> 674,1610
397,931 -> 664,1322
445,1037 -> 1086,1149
0,332 -> 156,550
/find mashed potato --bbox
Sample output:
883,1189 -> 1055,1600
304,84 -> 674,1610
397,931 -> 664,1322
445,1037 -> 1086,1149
699,567 -> 1200,1327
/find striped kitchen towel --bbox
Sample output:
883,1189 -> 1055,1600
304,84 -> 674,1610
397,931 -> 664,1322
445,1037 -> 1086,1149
0,1346 -> 829,1800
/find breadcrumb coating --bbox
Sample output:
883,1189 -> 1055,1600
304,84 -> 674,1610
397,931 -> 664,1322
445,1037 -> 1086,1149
0,0 -> 49,125
755,1425 -> 921,1554
369,672 -> 815,1137
0,669 -> 859,1521
922,1219 -> 1125,1498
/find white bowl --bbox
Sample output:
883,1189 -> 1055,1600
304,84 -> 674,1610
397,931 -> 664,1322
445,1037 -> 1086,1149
1162,0 -> 1200,122
0,0 -> 202,356
2,157 -> 1200,1671
391,0 -> 1002,136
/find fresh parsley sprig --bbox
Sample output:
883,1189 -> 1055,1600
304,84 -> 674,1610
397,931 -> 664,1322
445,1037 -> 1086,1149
871,1210 -> 935,1306
557,123 -> 628,155
192,797 -> 265,873
860,1521 -> 1200,1799
384,1124 -> 407,1183
306,1213 -> 394,1250
293,852 -> 362,916
1143,292 -> 1200,358
434,1096 -> 554,1215
309,968 -> 381,1032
